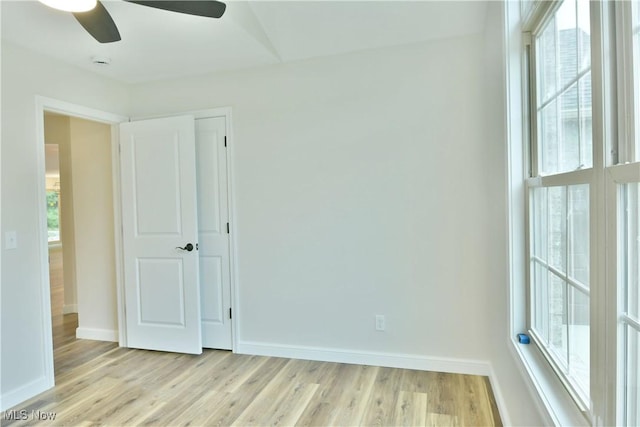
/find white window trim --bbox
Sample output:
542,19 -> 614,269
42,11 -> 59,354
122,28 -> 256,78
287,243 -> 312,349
505,1 -> 591,424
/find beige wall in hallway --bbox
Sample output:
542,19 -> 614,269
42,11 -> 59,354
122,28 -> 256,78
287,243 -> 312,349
69,117 -> 118,340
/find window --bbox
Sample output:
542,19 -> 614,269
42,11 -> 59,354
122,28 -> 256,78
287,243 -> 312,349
46,189 -> 60,242
512,0 -> 640,424
527,0 -> 592,408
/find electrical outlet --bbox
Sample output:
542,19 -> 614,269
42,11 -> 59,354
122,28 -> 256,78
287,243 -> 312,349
375,315 -> 385,331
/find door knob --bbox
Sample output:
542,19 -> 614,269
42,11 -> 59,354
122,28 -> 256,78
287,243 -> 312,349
176,243 -> 194,252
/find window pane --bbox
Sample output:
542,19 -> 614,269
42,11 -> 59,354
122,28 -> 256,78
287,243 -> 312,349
533,263 -> 550,342
549,274 -> 569,368
548,186 -> 567,273
626,325 -> 640,426
557,0 -> 578,88
579,73 -> 593,168
568,287 -> 589,397
532,187 -> 548,258
531,187 -> 549,343
536,0 -> 592,175
559,83 -> 581,172
569,184 -> 590,286
577,0 -> 590,73
538,19 -> 557,104
540,100 -> 559,173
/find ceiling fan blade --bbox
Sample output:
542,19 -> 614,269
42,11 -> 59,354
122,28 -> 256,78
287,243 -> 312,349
72,1 -> 121,43
125,1 -> 226,19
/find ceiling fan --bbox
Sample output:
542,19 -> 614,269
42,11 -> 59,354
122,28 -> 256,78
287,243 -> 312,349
38,0 -> 226,43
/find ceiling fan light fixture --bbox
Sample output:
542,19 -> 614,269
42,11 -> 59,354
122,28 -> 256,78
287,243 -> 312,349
38,0 -> 97,13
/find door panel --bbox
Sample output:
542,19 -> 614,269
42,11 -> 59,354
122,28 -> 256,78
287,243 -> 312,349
138,258 -> 185,326
200,256 -> 224,322
120,115 -> 202,354
131,133 -> 183,235
195,117 -> 232,349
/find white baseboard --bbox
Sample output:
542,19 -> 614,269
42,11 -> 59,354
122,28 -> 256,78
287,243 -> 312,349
0,376 -> 52,412
75,327 -> 118,342
236,341 -> 491,376
62,304 -> 77,314
487,363 -> 513,426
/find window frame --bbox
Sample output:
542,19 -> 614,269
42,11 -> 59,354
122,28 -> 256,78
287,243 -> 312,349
524,0 -> 599,414
514,0 -> 640,425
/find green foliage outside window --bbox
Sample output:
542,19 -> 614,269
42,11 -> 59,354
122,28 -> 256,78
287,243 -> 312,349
47,191 -> 60,241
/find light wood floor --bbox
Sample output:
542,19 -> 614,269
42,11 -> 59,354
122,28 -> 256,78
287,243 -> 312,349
6,343 -> 501,427
16,251 -> 503,426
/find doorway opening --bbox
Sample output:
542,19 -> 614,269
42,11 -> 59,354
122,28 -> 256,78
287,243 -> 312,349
36,98 -> 238,391
41,109 -> 121,377
44,140 -> 77,349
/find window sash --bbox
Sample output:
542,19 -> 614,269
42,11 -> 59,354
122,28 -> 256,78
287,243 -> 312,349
526,0 -> 595,413
528,181 -> 592,408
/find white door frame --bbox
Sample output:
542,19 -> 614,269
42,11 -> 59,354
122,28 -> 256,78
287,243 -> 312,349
130,107 -> 239,351
35,96 -> 129,388
35,100 -> 239,384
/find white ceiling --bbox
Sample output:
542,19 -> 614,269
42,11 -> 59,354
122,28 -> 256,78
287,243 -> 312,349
1,0 -> 489,84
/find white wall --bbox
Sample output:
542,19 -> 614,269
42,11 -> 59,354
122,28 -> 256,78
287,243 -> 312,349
69,117 -> 118,341
132,36 -> 495,360
1,18 -> 544,421
0,41 -> 128,410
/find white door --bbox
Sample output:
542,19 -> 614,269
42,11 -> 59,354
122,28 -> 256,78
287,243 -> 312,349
195,117 -> 232,349
120,115 -> 202,354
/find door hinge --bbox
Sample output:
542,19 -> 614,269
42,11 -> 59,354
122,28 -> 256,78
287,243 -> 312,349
229,308 -> 232,319
227,223 -> 230,234
224,136 -> 227,147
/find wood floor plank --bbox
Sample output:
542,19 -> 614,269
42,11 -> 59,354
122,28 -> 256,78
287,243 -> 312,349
426,371 -> 459,416
200,357 -> 291,427
231,382 -> 319,426
296,363 -> 379,427
392,391 -> 428,426
456,374 -> 495,426
360,366 -> 405,426
426,412 -> 459,426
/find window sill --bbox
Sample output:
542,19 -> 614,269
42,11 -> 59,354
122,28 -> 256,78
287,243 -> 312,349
510,338 -> 591,426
